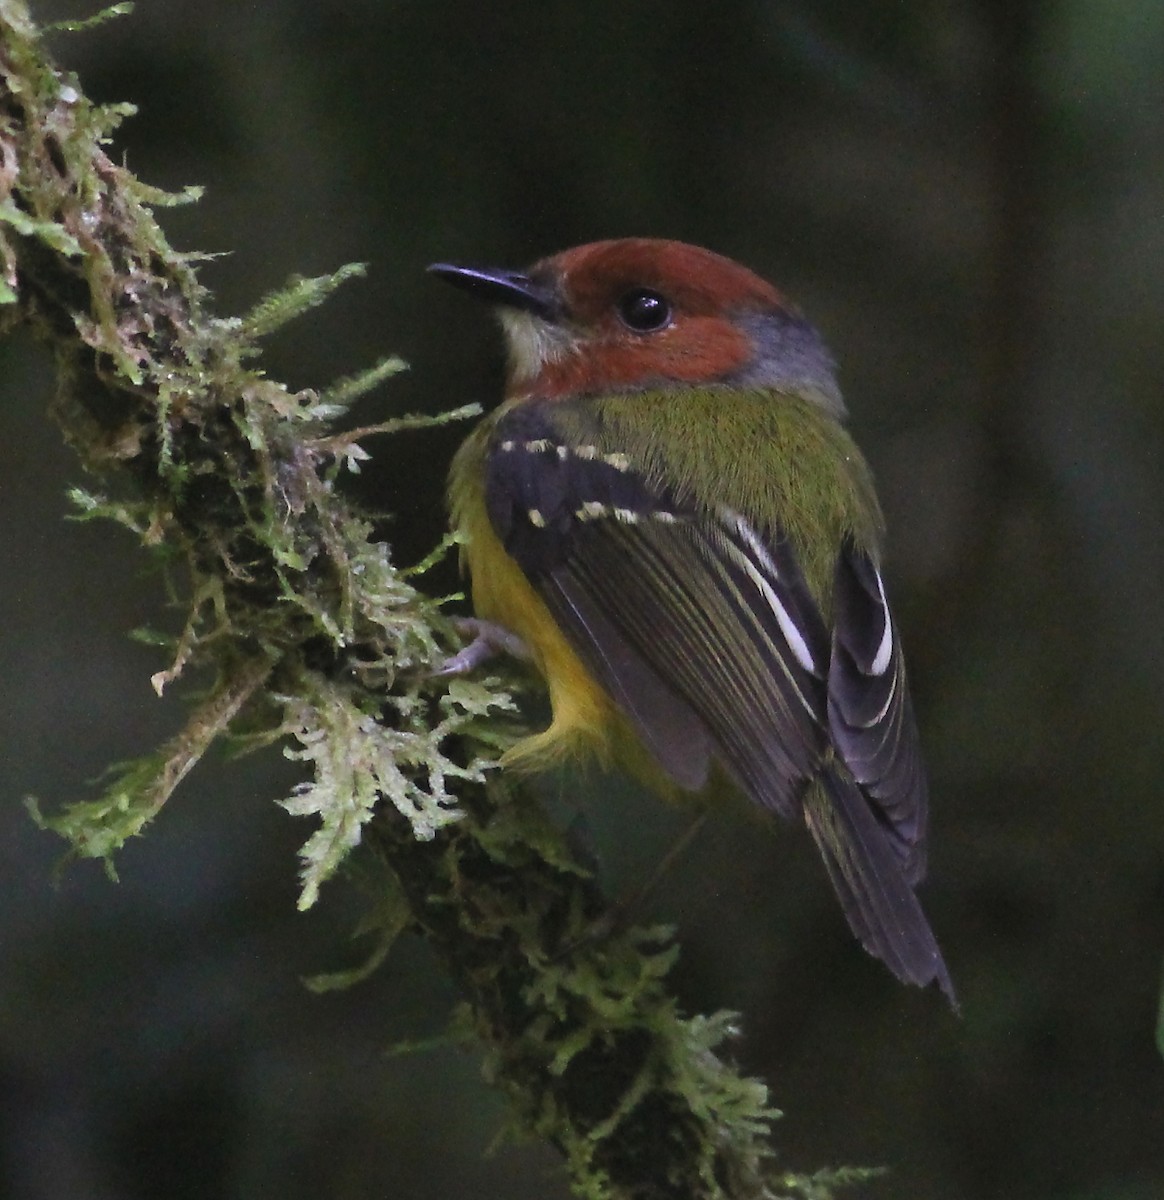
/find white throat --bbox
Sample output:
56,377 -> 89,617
498,310 -> 578,386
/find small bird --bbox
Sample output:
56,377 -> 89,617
430,238 -> 954,1003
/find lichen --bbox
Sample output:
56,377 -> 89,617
1,5 -> 865,1196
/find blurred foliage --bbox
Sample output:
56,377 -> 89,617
0,1 -> 1161,1199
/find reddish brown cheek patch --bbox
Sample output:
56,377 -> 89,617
535,317 -> 752,397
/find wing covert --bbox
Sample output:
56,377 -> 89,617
480,402 -> 949,998
483,404 -> 831,816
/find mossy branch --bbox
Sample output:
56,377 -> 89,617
1,6 -> 863,1197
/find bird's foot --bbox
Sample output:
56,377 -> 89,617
434,618 -> 531,676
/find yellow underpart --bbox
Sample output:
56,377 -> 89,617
446,387 -> 882,801
449,423 -> 622,773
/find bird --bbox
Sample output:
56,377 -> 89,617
429,238 -> 954,1004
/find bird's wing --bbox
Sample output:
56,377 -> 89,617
811,541 -> 945,995
827,541 -> 929,884
483,404 -> 953,1001
484,404 -> 831,815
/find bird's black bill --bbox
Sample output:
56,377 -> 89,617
427,262 -> 559,321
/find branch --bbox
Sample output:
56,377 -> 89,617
0,5 -> 861,1196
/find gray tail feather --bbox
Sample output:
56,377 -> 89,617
804,770 -> 957,1008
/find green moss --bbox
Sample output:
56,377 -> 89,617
1,4 -> 865,1196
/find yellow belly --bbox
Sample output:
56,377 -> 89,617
450,441 -> 620,773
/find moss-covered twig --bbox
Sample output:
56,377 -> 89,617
0,5 -> 861,1196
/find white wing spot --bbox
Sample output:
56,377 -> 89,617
868,668 -> 898,725
604,452 -> 631,471
528,508 -> 546,528
613,508 -> 640,524
719,507 -> 818,675
721,507 -> 782,580
499,440 -> 515,452
523,438 -> 551,453
577,501 -> 609,521
575,444 -> 599,459
556,444 -> 570,459
745,557 -> 817,673
870,569 -> 894,676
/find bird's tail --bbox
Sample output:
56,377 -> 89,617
803,770 -> 957,1008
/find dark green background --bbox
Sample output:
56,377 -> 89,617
1,2 -> 1162,1197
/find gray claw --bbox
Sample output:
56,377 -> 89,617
435,619 -> 531,676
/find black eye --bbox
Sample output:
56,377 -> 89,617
616,288 -> 672,333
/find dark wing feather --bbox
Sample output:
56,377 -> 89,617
827,541 -> 929,883
804,771 -> 955,1003
484,404 -> 951,1000
485,404 -> 829,810
546,516 -> 829,812
541,575 -> 715,791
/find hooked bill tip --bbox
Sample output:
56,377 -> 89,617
428,261 -> 559,321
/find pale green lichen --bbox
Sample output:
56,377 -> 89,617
3,0 -> 510,889
318,354 -> 408,411
27,652 -> 274,874
1,4 -> 868,1196
238,262 -> 369,343
279,672 -> 514,910
0,195 -> 82,256
43,1 -> 134,35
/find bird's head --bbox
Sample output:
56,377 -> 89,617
429,238 -> 844,416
